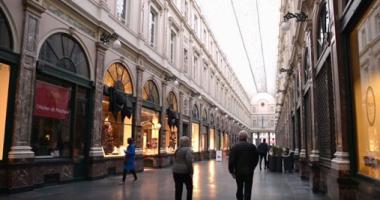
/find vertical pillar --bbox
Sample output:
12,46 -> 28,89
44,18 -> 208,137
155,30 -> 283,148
133,60 -> 145,154
178,92 -> 184,136
89,42 -> 108,158
8,0 -> 45,160
160,80 -> 168,155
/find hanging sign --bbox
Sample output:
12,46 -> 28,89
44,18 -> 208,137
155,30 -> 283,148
33,80 -> 71,120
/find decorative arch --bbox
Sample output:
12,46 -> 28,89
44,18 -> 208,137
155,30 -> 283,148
0,8 -> 13,50
38,32 -> 90,78
142,80 -> 159,105
192,104 -> 199,120
167,91 -> 178,112
104,62 -> 133,95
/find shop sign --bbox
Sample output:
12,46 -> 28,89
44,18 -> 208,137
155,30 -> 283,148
33,80 -> 71,120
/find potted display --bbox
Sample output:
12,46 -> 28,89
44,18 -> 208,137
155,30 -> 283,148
268,146 -> 283,172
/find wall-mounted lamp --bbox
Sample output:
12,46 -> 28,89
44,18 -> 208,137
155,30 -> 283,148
198,95 -> 202,100
100,32 -> 121,49
281,11 -> 308,31
165,75 -> 179,86
214,107 -> 218,111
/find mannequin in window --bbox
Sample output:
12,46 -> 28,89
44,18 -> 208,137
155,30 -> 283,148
103,121 -> 114,155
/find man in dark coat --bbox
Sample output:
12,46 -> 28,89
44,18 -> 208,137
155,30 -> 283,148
257,139 -> 269,170
229,130 -> 259,200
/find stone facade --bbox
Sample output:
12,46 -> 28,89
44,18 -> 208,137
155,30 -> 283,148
0,0 -> 254,192
275,0 -> 380,199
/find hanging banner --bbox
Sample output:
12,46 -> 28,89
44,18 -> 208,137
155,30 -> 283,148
33,80 -> 71,120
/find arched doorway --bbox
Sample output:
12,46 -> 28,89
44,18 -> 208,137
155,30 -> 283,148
141,80 -> 160,156
31,32 -> 91,177
165,91 -> 179,154
101,62 -> 134,156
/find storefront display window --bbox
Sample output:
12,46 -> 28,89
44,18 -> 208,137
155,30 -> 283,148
200,125 -> 207,152
102,63 -> 134,156
351,4 -> 380,180
32,81 -> 72,157
142,108 -> 160,155
165,92 -> 179,154
0,63 -> 10,160
209,128 -> 215,150
192,123 -> 200,152
32,33 -> 90,159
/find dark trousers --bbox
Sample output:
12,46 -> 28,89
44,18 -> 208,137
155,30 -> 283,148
259,153 -> 267,169
122,169 -> 137,182
173,172 -> 193,200
236,173 -> 254,200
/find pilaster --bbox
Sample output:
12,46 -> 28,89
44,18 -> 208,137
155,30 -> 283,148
133,62 -> 145,155
89,42 -> 108,158
159,80 -> 168,154
8,0 -> 46,160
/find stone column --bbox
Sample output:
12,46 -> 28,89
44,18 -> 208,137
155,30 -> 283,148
178,91 -> 184,136
89,42 -> 108,158
133,62 -> 144,154
159,80 -> 168,155
8,0 -> 45,160
132,60 -> 144,171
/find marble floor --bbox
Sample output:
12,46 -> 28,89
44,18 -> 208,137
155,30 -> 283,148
0,160 -> 329,200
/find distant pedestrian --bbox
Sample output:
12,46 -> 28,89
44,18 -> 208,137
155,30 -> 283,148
120,138 -> 137,184
257,139 -> 269,170
229,130 -> 259,200
172,136 -> 193,200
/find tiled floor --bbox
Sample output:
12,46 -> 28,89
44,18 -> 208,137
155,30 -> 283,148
0,160 -> 329,200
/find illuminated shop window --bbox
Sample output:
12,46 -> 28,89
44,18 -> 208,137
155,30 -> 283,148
351,5 -> 380,180
142,80 -> 159,104
141,108 -> 160,155
192,123 -> 200,152
102,63 -> 133,156
209,128 -> 215,150
0,63 -> 10,160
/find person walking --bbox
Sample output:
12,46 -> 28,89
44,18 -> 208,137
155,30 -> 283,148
257,139 -> 269,170
172,136 -> 193,200
229,130 -> 259,200
121,138 -> 137,184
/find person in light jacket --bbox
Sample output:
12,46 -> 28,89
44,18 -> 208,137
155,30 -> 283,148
121,138 -> 137,183
172,136 -> 193,200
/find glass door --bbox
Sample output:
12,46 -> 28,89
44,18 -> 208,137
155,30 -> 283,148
73,86 -> 89,178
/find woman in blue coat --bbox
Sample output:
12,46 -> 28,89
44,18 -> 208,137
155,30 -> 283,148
121,138 -> 137,183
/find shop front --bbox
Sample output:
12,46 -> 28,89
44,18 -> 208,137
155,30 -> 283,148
0,7 -> 18,191
165,92 -> 179,154
348,1 -> 380,196
101,62 -> 134,173
31,32 -> 92,179
141,80 -> 161,167
191,105 -> 201,160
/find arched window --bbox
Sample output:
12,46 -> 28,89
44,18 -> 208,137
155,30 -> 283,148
167,91 -> 178,112
103,63 -> 133,94
192,105 -> 199,120
0,9 -> 12,50
38,33 -> 89,78
317,3 -> 330,57
142,80 -> 159,104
